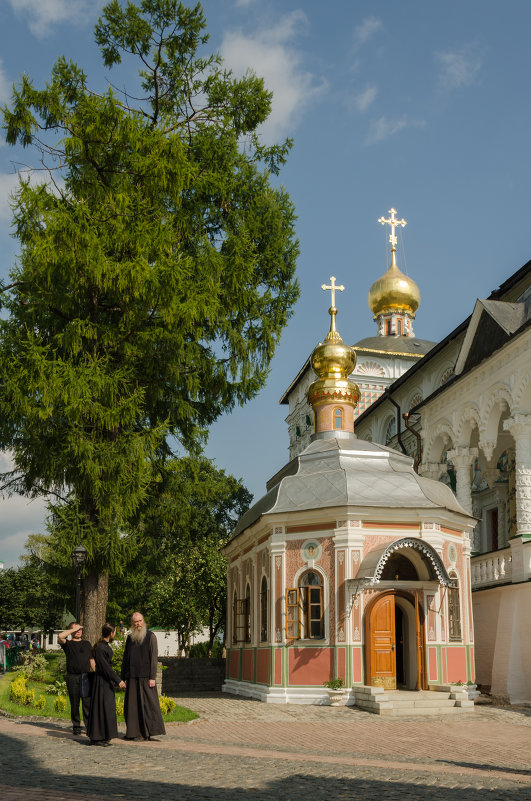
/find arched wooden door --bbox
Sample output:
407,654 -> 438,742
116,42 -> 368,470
366,593 -> 396,689
365,591 -> 427,690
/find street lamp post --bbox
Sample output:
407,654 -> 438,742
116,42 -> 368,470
71,544 -> 87,623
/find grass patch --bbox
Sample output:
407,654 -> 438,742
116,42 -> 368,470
0,671 -> 198,723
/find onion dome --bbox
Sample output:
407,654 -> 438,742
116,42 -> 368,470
369,207 -> 420,317
368,259 -> 421,316
307,277 -> 360,418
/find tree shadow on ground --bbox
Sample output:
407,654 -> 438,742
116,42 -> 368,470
1,730 -> 530,801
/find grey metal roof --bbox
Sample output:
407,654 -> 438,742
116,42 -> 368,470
231,434 -> 471,539
353,336 -> 436,355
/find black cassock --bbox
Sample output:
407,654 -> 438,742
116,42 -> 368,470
87,641 -> 121,742
121,631 -> 165,739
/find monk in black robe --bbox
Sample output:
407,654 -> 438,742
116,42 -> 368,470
121,612 -> 165,741
88,623 -> 125,747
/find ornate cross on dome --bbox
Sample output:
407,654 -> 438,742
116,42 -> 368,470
321,276 -> 345,309
378,207 -> 407,251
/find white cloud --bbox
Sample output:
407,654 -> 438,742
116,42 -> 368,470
0,173 -> 20,222
354,85 -> 377,112
220,11 -> 326,143
435,45 -> 482,90
366,115 -> 425,145
352,16 -> 382,52
234,0 -> 257,7
0,452 -> 48,567
8,0 -> 103,38
0,61 -> 11,105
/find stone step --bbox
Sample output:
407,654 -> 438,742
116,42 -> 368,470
388,698 -> 457,709
379,705 -> 474,717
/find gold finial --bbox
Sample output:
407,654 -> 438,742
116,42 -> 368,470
321,276 -> 345,343
378,207 -> 407,266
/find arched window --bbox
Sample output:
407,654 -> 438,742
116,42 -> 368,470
286,571 -> 324,640
448,573 -> 462,641
260,576 -> 268,642
232,590 -> 238,644
396,318 -> 402,336
333,407 -> 343,430
245,583 -> 251,643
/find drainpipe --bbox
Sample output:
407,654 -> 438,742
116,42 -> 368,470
388,396 -> 407,455
403,412 -> 422,474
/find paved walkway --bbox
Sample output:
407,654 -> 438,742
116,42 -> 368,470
1,693 -> 530,800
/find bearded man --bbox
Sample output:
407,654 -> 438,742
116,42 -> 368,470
121,612 -> 166,741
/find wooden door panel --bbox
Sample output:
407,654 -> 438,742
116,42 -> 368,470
369,594 -> 396,688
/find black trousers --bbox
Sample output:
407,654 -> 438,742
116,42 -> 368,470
65,673 -> 90,729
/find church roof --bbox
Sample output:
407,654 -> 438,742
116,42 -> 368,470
278,336 -> 435,405
454,298 -> 531,375
353,336 -> 436,356
230,435 -> 472,540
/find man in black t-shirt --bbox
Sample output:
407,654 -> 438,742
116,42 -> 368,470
58,622 -> 94,735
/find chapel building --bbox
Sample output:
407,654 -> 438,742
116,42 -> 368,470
223,247 -> 477,711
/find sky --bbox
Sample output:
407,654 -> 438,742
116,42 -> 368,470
1,0 -> 531,566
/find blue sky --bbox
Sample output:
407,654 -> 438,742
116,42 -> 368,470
1,0 -> 530,566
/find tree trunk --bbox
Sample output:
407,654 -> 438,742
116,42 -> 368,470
82,571 -> 109,645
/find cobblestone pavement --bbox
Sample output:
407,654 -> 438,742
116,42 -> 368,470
1,693 -> 530,801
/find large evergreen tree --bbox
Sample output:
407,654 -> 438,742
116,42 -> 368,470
0,0 -> 298,642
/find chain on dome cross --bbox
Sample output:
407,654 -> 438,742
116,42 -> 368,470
378,207 -> 407,250
321,276 -> 345,309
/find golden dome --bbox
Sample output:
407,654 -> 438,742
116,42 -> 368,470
307,299 -> 360,407
368,259 -> 420,317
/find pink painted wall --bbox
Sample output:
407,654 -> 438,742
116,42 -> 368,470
242,649 -> 254,682
274,649 -> 282,685
229,649 -> 240,679
289,647 -> 334,685
256,648 -> 270,685
352,648 -> 362,683
337,647 -> 346,682
428,646 -> 438,682
446,647 -> 467,684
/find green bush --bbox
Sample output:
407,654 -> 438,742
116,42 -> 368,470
115,695 -> 124,717
54,695 -> 67,712
46,680 -> 67,696
14,652 -> 47,681
111,642 -> 125,673
33,695 -> 46,710
159,694 -> 176,715
189,640 -> 224,658
10,675 -> 28,704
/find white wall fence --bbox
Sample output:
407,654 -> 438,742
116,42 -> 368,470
471,547 -> 512,588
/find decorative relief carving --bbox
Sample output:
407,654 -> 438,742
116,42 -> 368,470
274,526 -> 284,535
275,628 -> 282,643
275,556 -> 282,570
349,520 -> 362,528
338,627 -> 345,642
337,520 -> 347,528
338,551 -> 344,565
371,538 -> 456,586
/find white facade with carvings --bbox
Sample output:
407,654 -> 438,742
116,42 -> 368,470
354,260 -> 531,703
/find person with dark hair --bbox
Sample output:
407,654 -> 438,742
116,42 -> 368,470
58,622 -> 94,736
121,612 -> 165,741
87,623 -> 126,747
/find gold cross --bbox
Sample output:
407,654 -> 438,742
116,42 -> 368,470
378,207 -> 407,250
321,276 -> 345,308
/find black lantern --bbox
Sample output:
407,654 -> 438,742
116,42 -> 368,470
71,544 -> 87,623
